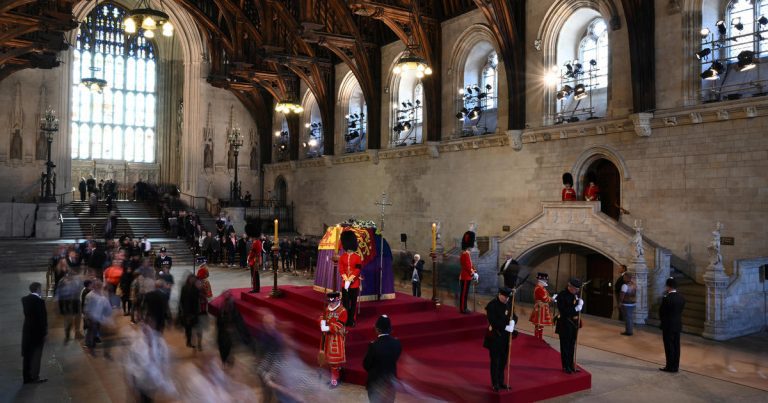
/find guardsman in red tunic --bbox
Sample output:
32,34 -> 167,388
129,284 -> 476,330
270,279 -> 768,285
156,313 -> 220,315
245,224 -> 262,293
562,172 -> 577,201
459,231 -> 477,314
339,230 -> 362,327
319,292 -> 348,388
529,272 -> 554,340
584,172 -> 600,201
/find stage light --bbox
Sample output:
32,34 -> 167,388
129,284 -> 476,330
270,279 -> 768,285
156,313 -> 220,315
712,60 -> 725,75
732,17 -> 743,31
700,27 -> 711,37
696,48 -> 711,60
716,20 -> 727,35
468,107 -> 481,120
737,50 -> 756,71
701,66 -> 719,80
760,15 -> 768,26
574,84 -> 587,100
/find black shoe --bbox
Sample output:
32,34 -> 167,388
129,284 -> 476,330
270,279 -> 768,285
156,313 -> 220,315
621,332 -> 633,336
25,378 -> 47,384
563,368 -> 573,374
492,386 -> 499,392
659,367 -> 678,373
500,384 -> 511,390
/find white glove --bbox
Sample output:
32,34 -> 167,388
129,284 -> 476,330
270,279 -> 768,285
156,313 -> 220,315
552,294 -> 558,302
504,319 -> 516,333
575,298 -> 584,312
321,324 -> 330,332
472,272 -> 479,282
344,280 -> 351,290
321,320 -> 327,327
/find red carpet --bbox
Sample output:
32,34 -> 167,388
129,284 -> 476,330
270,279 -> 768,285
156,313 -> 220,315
210,286 -> 591,402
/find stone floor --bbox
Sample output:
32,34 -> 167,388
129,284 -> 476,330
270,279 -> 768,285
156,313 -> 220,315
1,260 -> 766,403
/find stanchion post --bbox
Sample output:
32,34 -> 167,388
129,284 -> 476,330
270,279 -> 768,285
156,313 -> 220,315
269,244 -> 283,297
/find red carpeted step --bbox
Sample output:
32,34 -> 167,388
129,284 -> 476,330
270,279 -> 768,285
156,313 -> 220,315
210,287 -> 591,402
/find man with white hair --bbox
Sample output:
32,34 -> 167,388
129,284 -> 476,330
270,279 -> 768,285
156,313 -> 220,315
411,254 -> 425,297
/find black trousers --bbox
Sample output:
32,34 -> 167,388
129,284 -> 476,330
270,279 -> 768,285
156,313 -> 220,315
662,329 -> 681,370
412,281 -> 421,297
559,322 -> 578,370
342,287 -> 359,325
488,338 -> 509,387
250,265 -> 260,292
22,344 -> 44,382
459,280 -> 471,312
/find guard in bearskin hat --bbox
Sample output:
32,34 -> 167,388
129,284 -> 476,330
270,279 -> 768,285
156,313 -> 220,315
319,291 -> 348,388
562,173 -> 577,201
529,272 -> 554,340
339,230 -> 362,326
459,231 -> 477,314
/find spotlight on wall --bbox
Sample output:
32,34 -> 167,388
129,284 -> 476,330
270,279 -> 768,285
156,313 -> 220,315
456,107 -> 468,120
573,84 -> 588,100
712,60 -> 725,75
760,15 -> 768,26
737,50 -> 757,71
468,107 -> 481,120
700,27 -> 711,37
701,64 -> 719,80
695,48 -> 711,60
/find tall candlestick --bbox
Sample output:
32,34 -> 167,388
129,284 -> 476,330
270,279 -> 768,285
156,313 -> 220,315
431,223 -> 437,252
274,219 -> 279,240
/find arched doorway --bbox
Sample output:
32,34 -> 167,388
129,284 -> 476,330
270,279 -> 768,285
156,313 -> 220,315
584,158 -> 620,220
274,176 -> 287,206
516,242 -> 619,319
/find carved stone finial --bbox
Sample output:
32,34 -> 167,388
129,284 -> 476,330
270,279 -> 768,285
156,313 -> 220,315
630,113 -> 653,137
631,220 -> 645,261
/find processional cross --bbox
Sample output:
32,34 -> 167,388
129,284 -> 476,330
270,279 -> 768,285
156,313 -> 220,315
374,193 -> 392,300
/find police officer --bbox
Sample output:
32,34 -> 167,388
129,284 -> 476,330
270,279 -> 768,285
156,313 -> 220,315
554,278 -> 584,374
154,247 -> 172,275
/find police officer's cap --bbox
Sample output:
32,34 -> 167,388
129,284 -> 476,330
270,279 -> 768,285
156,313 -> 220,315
498,287 -> 513,297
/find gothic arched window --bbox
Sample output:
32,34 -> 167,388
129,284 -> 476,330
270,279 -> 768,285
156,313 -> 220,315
724,0 -> 768,57
71,3 -> 157,162
480,52 -> 498,109
578,18 -> 608,89
345,87 -> 367,153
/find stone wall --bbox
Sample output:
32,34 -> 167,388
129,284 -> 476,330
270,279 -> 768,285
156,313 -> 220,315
0,202 -> 37,237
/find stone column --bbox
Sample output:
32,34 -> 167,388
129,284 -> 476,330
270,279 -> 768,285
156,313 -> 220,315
702,223 -> 729,340
702,266 -> 729,340
630,257 -> 649,325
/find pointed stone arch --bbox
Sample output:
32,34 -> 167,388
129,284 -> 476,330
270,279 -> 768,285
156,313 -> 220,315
337,71 -> 366,153
570,144 -> 631,202
447,24 -> 506,137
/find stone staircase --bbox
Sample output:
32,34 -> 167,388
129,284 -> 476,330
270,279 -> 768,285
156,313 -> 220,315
671,271 -> 706,335
60,201 -> 165,239
0,240 -> 64,272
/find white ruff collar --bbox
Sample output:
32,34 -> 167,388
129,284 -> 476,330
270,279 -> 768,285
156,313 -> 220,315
328,303 -> 341,311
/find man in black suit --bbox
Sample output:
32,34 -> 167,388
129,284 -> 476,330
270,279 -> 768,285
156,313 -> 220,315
555,278 -> 584,374
659,277 -> 685,373
363,315 -> 402,403
497,253 -> 519,289
21,282 -> 47,384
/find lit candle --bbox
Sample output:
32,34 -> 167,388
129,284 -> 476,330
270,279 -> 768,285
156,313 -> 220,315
274,219 -> 279,241
431,223 -> 437,252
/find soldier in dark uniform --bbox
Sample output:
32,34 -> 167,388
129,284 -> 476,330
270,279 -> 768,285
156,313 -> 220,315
154,247 -> 172,275
659,277 -> 685,373
555,278 -> 584,374
483,287 -> 517,392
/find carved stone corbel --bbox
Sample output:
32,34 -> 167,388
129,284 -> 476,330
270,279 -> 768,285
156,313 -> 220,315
507,130 -> 523,151
427,141 -> 440,158
745,106 -> 757,118
630,113 -> 653,137
717,110 -> 729,120
367,149 -> 379,165
689,112 -> 703,123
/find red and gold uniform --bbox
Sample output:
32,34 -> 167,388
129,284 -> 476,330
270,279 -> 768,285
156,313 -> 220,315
319,294 -> 348,387
459,242 -> 476,314
584,183 -> 600,201
529,276 -> 554,340
247,239 -> 262,292
562,187 -> 577,201
340,251 -> 362,326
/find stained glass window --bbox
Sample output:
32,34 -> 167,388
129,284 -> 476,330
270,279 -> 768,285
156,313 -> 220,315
71,2 -> 156,162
